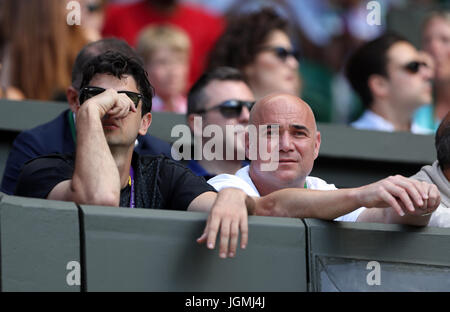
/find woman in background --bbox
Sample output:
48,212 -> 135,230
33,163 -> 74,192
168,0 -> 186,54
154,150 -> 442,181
1,0 -> 87,101
207,8 -> 301,100
0,14 -> 24,100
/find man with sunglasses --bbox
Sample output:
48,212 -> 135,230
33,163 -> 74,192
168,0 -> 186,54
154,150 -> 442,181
0,38 -> 173,196
14,51 -> 247,229
15,50 -> 266,260
186,67 -> 255,180
346,33 -> 433,134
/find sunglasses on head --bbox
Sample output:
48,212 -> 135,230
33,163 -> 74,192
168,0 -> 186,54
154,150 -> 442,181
79,86 -> 143,108
195,100 -> 255,118
260,46 -> 300,62
402,61 -> 428,74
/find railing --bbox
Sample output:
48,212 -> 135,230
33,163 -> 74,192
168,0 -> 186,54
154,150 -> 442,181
1,193 -> 449,292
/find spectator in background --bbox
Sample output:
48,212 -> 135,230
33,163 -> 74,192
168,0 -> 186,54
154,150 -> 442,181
0,16 -> 24,100
136,25 -> 190,113
0,38 -> 173,195
102,0 -> 225,86
412,112 -> 450,227
186,67 -> 254,180
207,8 -> 301,101
1,0 -> 88,101
416,11 -> 450,131
346,33 -> 433,134
77,0 -> 107,42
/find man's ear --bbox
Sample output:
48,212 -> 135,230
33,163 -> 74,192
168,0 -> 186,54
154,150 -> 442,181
139,112 -> 152,136
313,131 -> 321,160
368,74 -> 389,99
67,86 -> 80,113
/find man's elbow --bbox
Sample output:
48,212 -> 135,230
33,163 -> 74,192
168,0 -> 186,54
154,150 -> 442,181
71,185 -> 120,207
76,192 -> 120,207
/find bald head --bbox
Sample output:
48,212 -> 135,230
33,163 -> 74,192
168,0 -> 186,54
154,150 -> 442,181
250,93 -> 317,131
246,92 -> 321,195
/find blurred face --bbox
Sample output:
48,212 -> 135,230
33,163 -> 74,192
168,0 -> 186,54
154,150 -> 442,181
73,0 -> 105,41
145,47 -> 189,98
422,16 -> 450,80
87,73 -> 151,147
200,80 -> 254,157
244,30 -> 300,99
249,94 -> 321,188
385,41 -> 433,110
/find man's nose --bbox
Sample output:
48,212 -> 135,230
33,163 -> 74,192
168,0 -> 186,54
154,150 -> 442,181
238,106 -> 250,124
286,55 -> 299,70
420,63 -> 434,80
279,132 -> 293,152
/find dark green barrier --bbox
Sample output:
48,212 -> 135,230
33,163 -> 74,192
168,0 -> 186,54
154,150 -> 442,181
0,194 -> 80,291
81,205 -> 307,292
2,193 -> 450,292
305,218 -> 450,291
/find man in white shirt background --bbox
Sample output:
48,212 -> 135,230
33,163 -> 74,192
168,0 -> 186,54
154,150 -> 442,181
346,33 -> 433,134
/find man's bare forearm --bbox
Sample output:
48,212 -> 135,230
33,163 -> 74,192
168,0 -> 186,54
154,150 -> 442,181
255,188 -> 361,219
71,104 -> 120,206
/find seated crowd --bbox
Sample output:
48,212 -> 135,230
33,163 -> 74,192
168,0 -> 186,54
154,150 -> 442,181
0,2 -> 449,259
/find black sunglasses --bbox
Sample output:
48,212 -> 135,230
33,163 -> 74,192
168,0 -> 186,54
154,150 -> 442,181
195,100 -> 255,118
402,61 -> 428,74
79,86 -> 143,108
260,46 -> 300,62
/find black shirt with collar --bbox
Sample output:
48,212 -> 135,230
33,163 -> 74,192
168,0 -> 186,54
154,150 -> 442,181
15,152 -> 216,210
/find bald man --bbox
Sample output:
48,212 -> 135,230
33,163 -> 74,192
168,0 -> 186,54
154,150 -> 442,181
198,93 -> 441,258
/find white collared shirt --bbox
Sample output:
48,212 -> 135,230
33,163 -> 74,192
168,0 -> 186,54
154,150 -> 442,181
207,166 -> 365,222
351,110 -> 433,135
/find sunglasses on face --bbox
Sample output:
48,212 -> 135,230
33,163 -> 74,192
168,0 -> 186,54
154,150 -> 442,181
196,100 -> 255,118
402,61 -> 428,74
79,86 -> 143,108
260,46 -> 300,62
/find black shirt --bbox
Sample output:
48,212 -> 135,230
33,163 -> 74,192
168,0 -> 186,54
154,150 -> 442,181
15,153 -> 216,210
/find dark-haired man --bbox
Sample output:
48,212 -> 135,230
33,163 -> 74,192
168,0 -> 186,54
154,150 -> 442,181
15,51 -> 253,259
185,67 -> 254,180
0,38 -> 172,195
346,33 -> 433,134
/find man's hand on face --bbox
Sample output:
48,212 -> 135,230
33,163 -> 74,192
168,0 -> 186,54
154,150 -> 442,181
83,88 -> 137,119
355,175 -> 440,216
197,188 -> 253,259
